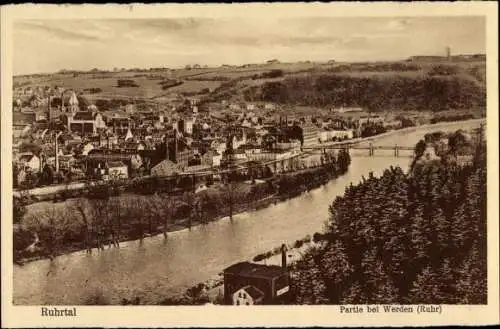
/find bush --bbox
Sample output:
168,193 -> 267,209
117,79 -> 139,88
83,88 -> 102,94
294,239 -> 304,249
261,69 -> 284,79
428,65 -> 461,76
430,114 -> 475,124
401,117 -> 416,128
158,79 -> 183,90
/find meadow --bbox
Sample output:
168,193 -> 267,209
14,58 -> 486,114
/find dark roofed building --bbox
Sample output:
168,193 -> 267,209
225,262 -> 286,279
67,111 -> 98,134
223,261 -> 290,305
73,111 -> 94,121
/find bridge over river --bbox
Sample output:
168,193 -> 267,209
302,143 -> 415,157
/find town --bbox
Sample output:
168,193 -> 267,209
13,81 -> 409,192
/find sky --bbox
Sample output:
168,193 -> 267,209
13,16 -> 486,75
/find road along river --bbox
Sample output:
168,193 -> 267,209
12,120 -> 483,305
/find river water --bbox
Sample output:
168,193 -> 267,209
13,120 -> 483,305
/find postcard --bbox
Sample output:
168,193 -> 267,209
1,2 -> 499,328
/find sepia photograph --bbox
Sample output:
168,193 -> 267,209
1,2 -> 499,328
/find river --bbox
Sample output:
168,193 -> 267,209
12,120 -> 483,305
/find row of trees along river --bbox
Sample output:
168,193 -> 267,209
290,128 -> 486,304
14,150 -> 351,264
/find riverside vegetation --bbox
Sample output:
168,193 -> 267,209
289,129 -> 486,304
13,149 -> 351,264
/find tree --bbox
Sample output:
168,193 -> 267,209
146,193 -> 175,238
77,95 -> 90,109
183,192 -> 195,229
340,281 -> 366,304
448,130 -> 471,155
25,206 -> 71,260
75,201 -> 93,254
320,241 -> 353,303
408,266 -> 445,303
39,164 -> 54,186
291,248 -> 329,304
455,245 -> 487,304
13,196 -> 27,224
127,197 -> 146,243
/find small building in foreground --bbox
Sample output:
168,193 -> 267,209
223,247 -> 290,305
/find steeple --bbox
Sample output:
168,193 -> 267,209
68,91 -> 79,113
125,127 -> 133,141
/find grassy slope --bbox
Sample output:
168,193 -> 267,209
13,59 -> 486,109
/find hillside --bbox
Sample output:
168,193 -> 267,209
13,58 -> 486,113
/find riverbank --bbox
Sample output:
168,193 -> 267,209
14,154 -> 349,265
15,183 -> 273,265
321,118 -> 485,148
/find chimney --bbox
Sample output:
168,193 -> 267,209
174,130 -> 178,163
165,137 -> 169,161
47,95 -> 51,121
281,244 -> 287,268
55,132 -> 60,173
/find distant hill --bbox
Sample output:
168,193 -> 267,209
13,57 -> 486,113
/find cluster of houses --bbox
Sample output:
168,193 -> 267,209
12,84 -> 408,188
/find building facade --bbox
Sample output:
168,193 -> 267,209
223,261 -> 290,305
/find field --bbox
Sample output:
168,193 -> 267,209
14,58 -> 486,115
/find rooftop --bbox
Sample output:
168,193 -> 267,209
224,261 -> 286,279
73,111 -> 94,121
240,285 -> 265,300
18,154 -> 36,162
108,161 -> 126,168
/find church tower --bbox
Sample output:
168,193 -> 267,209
68,91 -> 79,113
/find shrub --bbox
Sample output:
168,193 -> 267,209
294,239 -> 304,249
117,79 -> 139,88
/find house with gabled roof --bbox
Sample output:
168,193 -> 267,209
150,159 -> 182,176
18,153 -> 41,172
223,260 -> 290,305
232,285 -> 265,305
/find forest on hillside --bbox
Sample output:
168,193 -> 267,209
290,130 -> 486,304
243,72 -> 485,112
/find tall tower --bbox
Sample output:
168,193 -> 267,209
68,91 -> 79,113
446,46 -> 451,61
